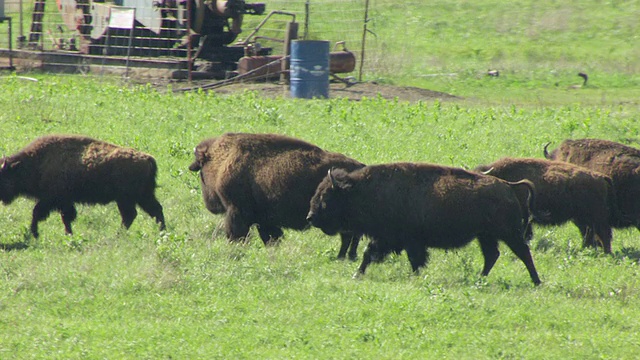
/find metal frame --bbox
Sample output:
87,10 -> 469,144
0,16 -> 15,70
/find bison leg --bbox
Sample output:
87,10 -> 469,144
116,200 -> 138,229
59,204 -> 78,235
578,222 -> 613,254
577,223 -> 598,249
257,224 -> 283,245
477,236 -> 501,277
354,240 -> 393,277
405,240 -> 427,274
138,196 -> 166,231
502,238 -> 541,286
338,232 -> 361,260
523,221 -> 534,243
355,246 -> 373,277
593,224 -> 613,254
30,201 -> 54,238
355,241 -> 378,277
224,206 -> 251,241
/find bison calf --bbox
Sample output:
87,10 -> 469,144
307,163 -> 541,285
188,133 -> 365,259
545,138 -> 640,231
476,157 -> 616,253
0,134 -> 166,237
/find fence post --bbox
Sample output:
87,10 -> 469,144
108,7 -> 136,78
0,0 -> 13,69
0,15 -> 15,70
18,0 -> 25,46
358,0 -> 370,82
303,0 -> 309,40
280,21 -> 298,83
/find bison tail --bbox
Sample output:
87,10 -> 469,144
147,156 -> 160,188
543,142 -> 553,159
506,179 -> 537,240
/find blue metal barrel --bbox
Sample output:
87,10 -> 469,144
290,40 -> 330,99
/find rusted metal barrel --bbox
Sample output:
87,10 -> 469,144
237,55 -> 283,77
237,51 -> 356,78
329,50 -> 356,73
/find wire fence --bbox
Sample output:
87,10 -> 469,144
0,0 -> 375,78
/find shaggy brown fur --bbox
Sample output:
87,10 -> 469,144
545,139 -> 640,230
476,157 -> 616,253
307,163 -> 541,285
188,133 -> 366,259
545,138 -> 640,161
0,134 -> 166,237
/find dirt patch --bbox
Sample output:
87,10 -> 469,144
171,80 -> 459,102
2,53 -> 455,102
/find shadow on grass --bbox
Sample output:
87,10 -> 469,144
0,242 -> 29,251
614,247 -> 640,262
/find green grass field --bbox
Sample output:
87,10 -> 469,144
2,0 -> 640,358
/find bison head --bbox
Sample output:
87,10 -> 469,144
188,143 -> 210,172
0,158 -> 20,204
307,168 -> 353,236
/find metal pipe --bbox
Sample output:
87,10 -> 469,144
237,11 -> 296,46
175,55 -> 290,92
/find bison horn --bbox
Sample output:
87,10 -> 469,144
543,142 -> 552,159
481,167 -> 494,175
328,168 -> 338,188
1,159 -> 19,171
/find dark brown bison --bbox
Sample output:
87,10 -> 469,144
306,163 -> 541,285
545,138 -> 640,231
476,157 -> 616,253
0,134 -> 166,238
188,133 -> 366,259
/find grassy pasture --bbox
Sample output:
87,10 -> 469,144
0,76 -> 639,359
1,0 -> 640,358
362,0 -> 640,103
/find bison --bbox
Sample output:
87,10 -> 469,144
545,138 -> 640,231
306,163 -> 541,285
476,157 -> 616,253
0,134 -> 166,238
188,133 -> 365,259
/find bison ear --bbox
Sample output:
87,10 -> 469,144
328,168 -> 353,191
